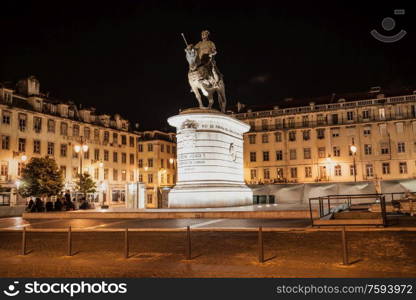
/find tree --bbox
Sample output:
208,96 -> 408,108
74,172 -> 96,198
19,156 -> 64,198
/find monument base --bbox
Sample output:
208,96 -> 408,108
168,184 -> 253,208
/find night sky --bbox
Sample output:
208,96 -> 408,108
1,1 -> 415,131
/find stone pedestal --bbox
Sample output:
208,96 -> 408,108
167,108 -> 253,208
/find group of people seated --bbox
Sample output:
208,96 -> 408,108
26,190 -> 92,212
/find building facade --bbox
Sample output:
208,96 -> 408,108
137,130 -> 177,208
0,76 -> 139,207
233,90 -> 416,185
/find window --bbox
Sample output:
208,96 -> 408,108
347,111 -> 354,121
398,142 -> 405,153
121,153 -> 127,164
274,119 -> 282,129
104,150 -> 109,161
84,150 -> 89,159
18,138 -> 26,152
2,111 -> 11,124
290,167 -> 298,178
138,159 -> 143,168
139,174 -> 143,182
288,131 -> 296,141
250,152 -> 256,162
276,150 -> 283,161
379,108 -> 386,120
248,134 -> 256,144
94,149 -> 100,160
121,135 -> 127,145
362,110 -> 370,119
1,136 -> 9,150
363,126 -> 371,135
317,114 -> 325,125
262,134 -> 269,143
350,165 -> 356,176
47,142 -> 54,155
73,124 -> 79,137
113,133 -> 118,144
172,146 -> 176,154
275,132 -> 282,142
334,165 -> 342,176
94,129 -> 100,140
263,151 -> 269,161
18,114 -> 27,131
138,144 -> 143,152
60,122 -> 68,136
167,145 -> 171,153
333,146 -> 340,157
94,168 -> 99,180
113,169 -> 118,181
364,144 -> 372,155
304,148 -> 311,159
60,166 -> 66,178
331,114 -> 339,125
379,123 -> 387,136
113,152 -> 118,162
317,128 -> 325,139
60,144 -> 67,157
147,194 -> 153,204
148,143 -> 153,152
382,162 -> 390,175
34,117 -> 42,133
288,117 -> 295,128
276,168 -> 284,179
318,147 -> 326,158
263,168 -> 270,179
160,144 -> 164,152
129,154 -> 135,165
148,158 -> 153,168
84,127 -> 90,139
303,130 -> 310,141
33,140 -> 41,154
104,168 -> 109,180
261,119 -> 268,130
148,174 -> 153,183
103,131 -> 110,143
380,143 -> 389,155
305,166 -> 312,178
121,170 -> 127,181
130,171 -> 134,181
1,162 -> 9,177
289,149 -> 297,160
18,162 -> 25,177
129,136 -> 135,147
399,162 -> 408,174
47,119 -> 55,133
250,169 -> 257,180
302,115 -> 309,127
161,159 -> 164,168
366,164 -> 374,177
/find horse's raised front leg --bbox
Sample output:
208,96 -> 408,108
207,90 -> 214,109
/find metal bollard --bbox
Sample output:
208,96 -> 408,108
258,226 -> 264,263
341,226 -> 349,265
67,226 -> 72,256
186,226 -> 191,260
124,228 -> 129,259
21,227 -> 26,255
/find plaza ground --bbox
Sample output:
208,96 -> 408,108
0,229 -> 415,277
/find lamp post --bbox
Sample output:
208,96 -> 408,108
350,145 -> 357,182
73,140 -> 89,177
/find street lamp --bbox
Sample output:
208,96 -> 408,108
21,155 -> 27,162
350,145 -> 357,182
74,140 -> 89,177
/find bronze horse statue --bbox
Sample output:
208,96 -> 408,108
185,47 -> 227,113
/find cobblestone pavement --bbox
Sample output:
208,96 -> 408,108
1,231 -> 415,277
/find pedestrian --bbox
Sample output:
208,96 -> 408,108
26,199 -> 34,212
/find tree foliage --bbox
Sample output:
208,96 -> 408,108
19,156 -> 64,198
74,172 -> 96,197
